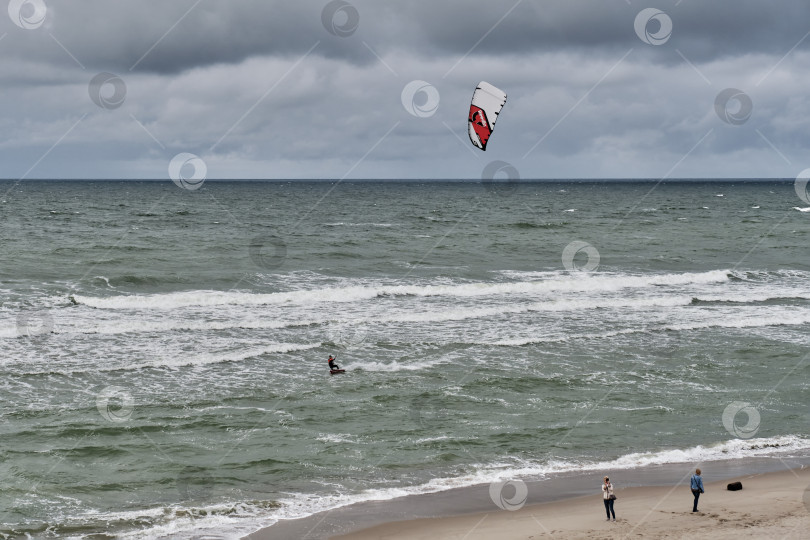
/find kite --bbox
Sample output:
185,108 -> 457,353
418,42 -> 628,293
468,82 -> 507,151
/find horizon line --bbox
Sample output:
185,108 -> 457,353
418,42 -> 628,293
0,177 -> 796,182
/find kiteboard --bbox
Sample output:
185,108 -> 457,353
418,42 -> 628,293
468,81 -> 507,151
330,369 -> 346,375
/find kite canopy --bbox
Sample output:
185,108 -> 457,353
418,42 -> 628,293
468,82 -> 507,151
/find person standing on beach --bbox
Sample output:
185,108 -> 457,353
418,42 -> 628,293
602,476 -> 616,521
690,468 -> 704,512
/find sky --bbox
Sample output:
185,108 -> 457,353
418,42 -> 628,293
1,0 -> 809,180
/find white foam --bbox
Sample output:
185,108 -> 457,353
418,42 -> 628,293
588,435 -> 810,470
70,293 -> 686,339
492,328 -> 639,347
316,433 -> 358,444
69,270 -> 732,311
323,222 -> 393,227
351,358 -> 449,372
5,343 -> 322,374
489,310 -> 810,347
70,287 -> 381,310
694,291 -> 810,303
47,317 -> 317,338
666,311 -> 810,332
160,343 -> 321,369
88,500 -> 268,540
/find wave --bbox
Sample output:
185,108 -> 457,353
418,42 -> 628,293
350,358 -> 450,372
692,292 -> 810,304
0,297 -> 687,340
323,222 -> 393,227
491,328 -> 639,347
728,269 -> 810,282
9,289 -> 810,343
490,311 -> 810,346
379,296 -> 690,325
10,343 -> 322,375
53,317 -> 317,338
664,312 -> 810,332
69,270 -> 732,311
155,343 -> 321,369
83,500 -> 270,540
502,221 -> 567,229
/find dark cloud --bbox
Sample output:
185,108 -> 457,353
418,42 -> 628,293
0,0 -> 807,180
2,1 -> 810,74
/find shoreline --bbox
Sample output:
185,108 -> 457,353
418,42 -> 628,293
337,467 -> 810,539
243,454 -> 810,539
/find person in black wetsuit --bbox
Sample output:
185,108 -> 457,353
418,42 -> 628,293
328,355 -> 340,371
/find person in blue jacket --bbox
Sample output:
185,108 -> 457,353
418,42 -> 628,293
690,468 -> 704,512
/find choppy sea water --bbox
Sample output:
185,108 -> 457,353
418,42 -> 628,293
1,180 -> 809,539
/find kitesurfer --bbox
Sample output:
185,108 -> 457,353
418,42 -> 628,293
328,355 -> 340,371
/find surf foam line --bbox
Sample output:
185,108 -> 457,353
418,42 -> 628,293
2,343 -> 322,375
0,317 -> 320,339
60,499 -> 271,540
13,290 -> 809,341
69,270 -> 731,310
489,310 -> 810,347
3,298 -> 665,339
10,290 -> 806,341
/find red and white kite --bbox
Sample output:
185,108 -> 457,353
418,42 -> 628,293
468,81 -> 507,151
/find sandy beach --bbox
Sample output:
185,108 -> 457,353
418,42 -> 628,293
335,467 -> 810,540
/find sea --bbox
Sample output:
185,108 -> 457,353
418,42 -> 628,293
1,179 -> 809,539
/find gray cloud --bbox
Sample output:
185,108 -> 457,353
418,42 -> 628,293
3,1 -> 810,73
0,0 -> 808,180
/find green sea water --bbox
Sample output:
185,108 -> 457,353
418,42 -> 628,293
0,180 -> 808,538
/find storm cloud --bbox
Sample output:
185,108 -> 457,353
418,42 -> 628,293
1,0 -> 809,179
